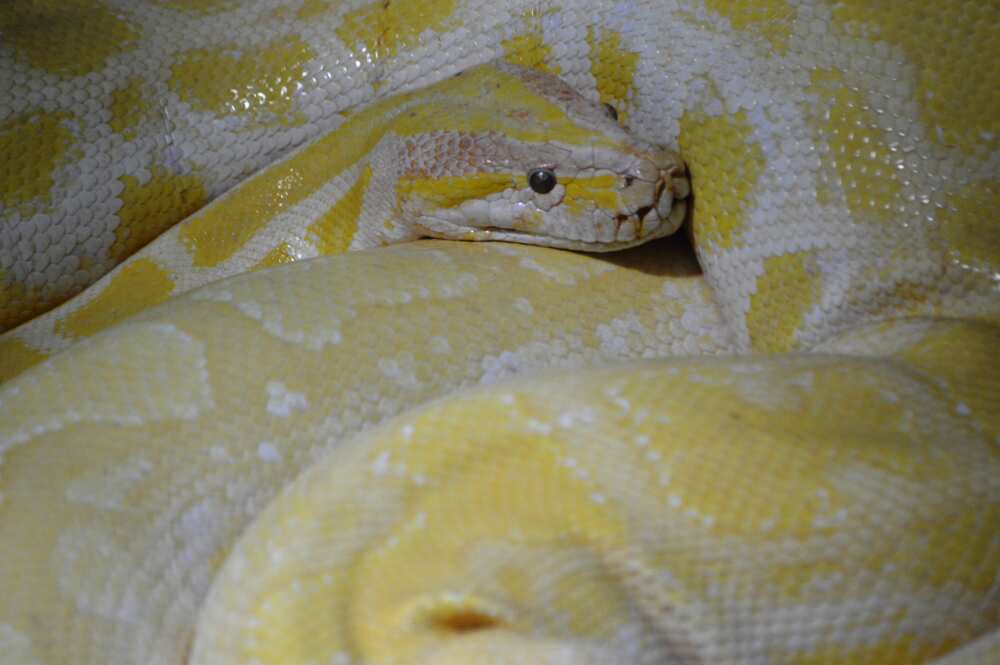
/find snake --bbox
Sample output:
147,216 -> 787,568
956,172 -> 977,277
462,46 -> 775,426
0,60 -> 689,364
1,1 -> 999,664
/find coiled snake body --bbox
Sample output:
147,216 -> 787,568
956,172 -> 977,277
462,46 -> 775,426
0,1 -> 998,664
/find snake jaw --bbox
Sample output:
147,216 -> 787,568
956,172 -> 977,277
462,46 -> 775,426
417,210 -> 680,252
415,152 -> 690,251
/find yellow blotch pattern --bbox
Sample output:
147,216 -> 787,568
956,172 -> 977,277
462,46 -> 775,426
113,166 -> 208,263
335,0 -> 459,64
830,0 -> 999,154
673,358 -> 996,604
389,67 -> 620,149
678,110 -> 764,250
295,0 -> 331,20
352,444 -> 631,661
192,340 -> 1000,663
396,173 -> 514,211
809,69 -> 903,223
562,174 -> 622,215
202,393 -> 631,664
0,338 -> 48,384
746,252 -> 821,352
168,35 -> 315,121
307,165 -> 371,255
179,159 -> 347,268
633,358 -> 997,630
55,258 -> 176,340
109,77 -> 149,141
586,27 -> 639,124
501,8 -> 560,75
0,111 -> 75,213
0,0 -> 137,76
704,0 -> 795,54
175,93 -> 412,268
178,65 -> 621,268
253,243 -> 298,269
938,181 -> 1000,272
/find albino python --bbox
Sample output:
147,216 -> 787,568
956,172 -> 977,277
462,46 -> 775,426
0,60 -> 690,361
1,1 -> 999,664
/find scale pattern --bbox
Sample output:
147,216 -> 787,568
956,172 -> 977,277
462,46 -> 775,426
0,61 -> 689,373
0,1 -> 998,664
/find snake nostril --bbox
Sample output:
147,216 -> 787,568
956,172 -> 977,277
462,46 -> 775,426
635,205 -> 653,220
624,175 -> 635,188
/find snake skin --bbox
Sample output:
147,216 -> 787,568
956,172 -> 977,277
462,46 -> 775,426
0,61 -> 690,369
1,0 -> 999,664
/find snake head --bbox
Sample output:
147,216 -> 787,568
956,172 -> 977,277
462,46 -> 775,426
392,62 -> 690,251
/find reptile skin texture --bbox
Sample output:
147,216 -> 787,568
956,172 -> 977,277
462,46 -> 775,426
0,1 -> 998,664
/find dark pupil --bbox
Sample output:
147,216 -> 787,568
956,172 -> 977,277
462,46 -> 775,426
529,169 -> 556,194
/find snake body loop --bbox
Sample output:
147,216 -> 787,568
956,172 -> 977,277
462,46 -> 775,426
0,1 -> 998,663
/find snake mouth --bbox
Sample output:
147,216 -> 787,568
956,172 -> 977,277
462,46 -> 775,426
442,216 -> 683,252
419,189 -> 689,251
418,160 -> 690,250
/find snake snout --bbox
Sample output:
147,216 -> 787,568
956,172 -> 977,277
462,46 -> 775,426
628,151 -> 690,237
653,153 -> 690,231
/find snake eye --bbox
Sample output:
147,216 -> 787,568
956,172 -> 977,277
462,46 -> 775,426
602,103 -> 618,122
528,169 -> 557,194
